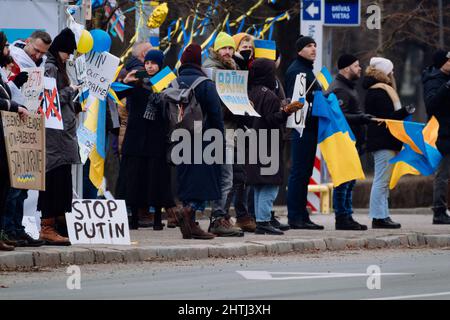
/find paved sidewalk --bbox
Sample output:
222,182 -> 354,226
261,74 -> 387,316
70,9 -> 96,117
1,211 -> 450,271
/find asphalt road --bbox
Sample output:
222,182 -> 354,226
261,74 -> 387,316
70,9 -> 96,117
1,248 -> 450,300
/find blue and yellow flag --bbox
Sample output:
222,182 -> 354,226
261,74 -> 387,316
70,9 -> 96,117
312,91 -> 365,186
88,99 -> 107,192
254,39 -> 276,60
316,66 -> 333,91
386,117 -> 442,189
150,66 -> 177,92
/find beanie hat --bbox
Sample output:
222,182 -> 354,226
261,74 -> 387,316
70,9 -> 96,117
296,35 -> 316,52
337,54 -> 358,70
232,33 -> 252,49
49,28 -> 76,55
370,57 -> 394,76
144,49 -> 164,70
181,43 -> 202,66
433,50 -> 450,69
214,32 -> 236,51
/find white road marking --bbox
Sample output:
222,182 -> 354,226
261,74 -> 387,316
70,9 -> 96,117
236,271 -> 413,281
366,291 -> 450,300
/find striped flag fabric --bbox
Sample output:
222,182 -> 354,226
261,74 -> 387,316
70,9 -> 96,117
316,66 -> 333,91
254,39 -> 276,60
150,66 -> 177,92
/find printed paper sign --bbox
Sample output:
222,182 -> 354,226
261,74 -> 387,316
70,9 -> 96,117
85,51 -> 120,100
66,199 -> 131,245
286,73 -> 308,136
1,111 -> 45,190
22,216 -> 40,240
215,70 -> 260,117
77,124 -> 96,164
40,77 -> 64,130
21,67 -> 44,113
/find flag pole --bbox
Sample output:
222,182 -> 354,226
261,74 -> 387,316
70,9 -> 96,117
305,78 -> 318,96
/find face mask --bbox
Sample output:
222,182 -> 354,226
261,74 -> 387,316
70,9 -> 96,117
240,50 -> 252,61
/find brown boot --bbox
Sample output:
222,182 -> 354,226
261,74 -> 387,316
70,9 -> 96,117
176,206 -> 193,239
235,216 -> 257,232
166,207 -> 179,228
40,218 -> 71,246
0,240 -> 14,251
190,221 -> 215,240
138,208 -> 154,228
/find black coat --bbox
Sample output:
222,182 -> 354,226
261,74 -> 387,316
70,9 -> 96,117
175,64 -> 224,202
285,56 -> 320,133
363,68 -> 409,152
422,67 -> 450,155
327,74 -> 368,153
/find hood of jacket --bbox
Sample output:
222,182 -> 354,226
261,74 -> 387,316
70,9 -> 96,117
203,48 -> 238,70
249,58 -> 276,91
362,65 -> 392,89
126,56 -> 144,71
422,66 -> 450,84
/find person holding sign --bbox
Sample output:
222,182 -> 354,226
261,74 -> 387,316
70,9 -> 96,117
115,50 -> 177,230
37,28 -> 80,246
0,32 -> 29,251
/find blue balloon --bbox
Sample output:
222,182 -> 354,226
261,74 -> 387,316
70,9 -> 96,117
90,29 -> 111,52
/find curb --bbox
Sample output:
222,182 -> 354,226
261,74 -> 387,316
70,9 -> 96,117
1,233 -> 449,271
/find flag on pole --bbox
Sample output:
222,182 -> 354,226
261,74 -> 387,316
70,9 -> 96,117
316,66 -> 333,91
254,39 -> 276,60
150,66 -> 177,92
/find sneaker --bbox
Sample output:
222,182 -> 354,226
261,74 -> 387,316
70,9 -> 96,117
270,211 -> 290,231
209,216 -> 244,237
235,216 -> 256,232
255,222 -> 284,235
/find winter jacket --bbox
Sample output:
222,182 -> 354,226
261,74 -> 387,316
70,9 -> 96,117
44,52 -> 81,172
327,74 -> 368,153
285,56 -> 320,133
175,64 -> 224,202
363,66 -> 409,152
422,66 -> 450,155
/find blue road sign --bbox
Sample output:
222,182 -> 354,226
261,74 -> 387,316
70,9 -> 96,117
324,0 -> 360,26
302,0 -> 322,21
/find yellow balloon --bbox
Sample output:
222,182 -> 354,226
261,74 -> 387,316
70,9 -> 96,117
147,2 -> 168,29
77,29 -> 94,54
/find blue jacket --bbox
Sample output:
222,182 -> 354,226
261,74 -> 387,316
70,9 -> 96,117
175,64 -> 224,202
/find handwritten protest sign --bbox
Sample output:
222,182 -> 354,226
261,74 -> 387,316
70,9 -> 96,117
215,70 -> 260,117
66,199 -> 131,245
40,77 -> 63,130
21,67 -> 44,113
1,111 -> 45,190
85,51 -> 120,100
286,73 -> 308,136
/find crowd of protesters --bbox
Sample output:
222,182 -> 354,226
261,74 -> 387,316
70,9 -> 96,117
0,27 -> 449,250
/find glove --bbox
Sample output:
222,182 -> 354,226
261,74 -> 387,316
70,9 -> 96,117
360,113 -> 374,124
13,71 -> 29,89
405,104 -> 416,114
283,100 -> 304,114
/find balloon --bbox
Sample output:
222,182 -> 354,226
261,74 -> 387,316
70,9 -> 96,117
90,29 -> 112,52
147,2 -> 168,29
77,29 -> 94,54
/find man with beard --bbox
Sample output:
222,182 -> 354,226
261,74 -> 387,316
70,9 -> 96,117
327,54 -> 374,230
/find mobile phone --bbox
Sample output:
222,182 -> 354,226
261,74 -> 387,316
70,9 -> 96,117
135,70 -> 149,79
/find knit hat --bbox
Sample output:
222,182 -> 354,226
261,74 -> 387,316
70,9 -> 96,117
232,33 -> 252,49
49,28 -> 76,55
181,43 -> 202,66
214,32 -> 236,51
337,54 -> 358,70
433,50 -> 450,69
370,57 -> 394,76
296,35 -> 316,52
144,49 -> 164,69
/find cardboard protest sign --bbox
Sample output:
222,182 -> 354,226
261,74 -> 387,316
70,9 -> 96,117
21,67 -> 44,113
85,51 -> 120,100
40,77 -> 63,130
215,70 -> 260,117
286,73 -> 308,136
66,199 -> 131,245
1,111 -> 45,190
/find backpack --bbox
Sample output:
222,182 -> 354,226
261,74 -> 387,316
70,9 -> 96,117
161,76 -> 210,134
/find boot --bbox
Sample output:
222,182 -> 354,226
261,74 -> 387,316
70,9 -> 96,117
153,208 -> 164,231
336,215 -> 367,231
208,215 -> 244,237
372,217 -> 401,229
129,209 -> 139,230
0,230 -> 25,247
56,216 -> 69,237
270,211 -> 290,231
138,208 -> 154,228
176,206 -> 193,239
235,216 -> 256,232
190,221 -> 215,240
0,240 -> 14,251
433,210 -> 450,225
255,222 -> 284,235
166,207 -> 179,228
39,218 -> 71,246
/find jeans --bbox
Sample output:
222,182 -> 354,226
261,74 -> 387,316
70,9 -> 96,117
183,201 -> 207,222
369,150 -> 396,219
211,163 -> 233,218
254,185 -> 279,222
432,154 -> 450,214
333,180 -> 356,217
287,129 -> 318,223
3,188 -> 27,236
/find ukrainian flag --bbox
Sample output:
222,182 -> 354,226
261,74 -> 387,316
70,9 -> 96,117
316,66 -> 333,91
254,39 -> 276,60
387,117 -> 442,189
150,66 -> 177,93
88,99 -> 107,192
312,91 -> 365,187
